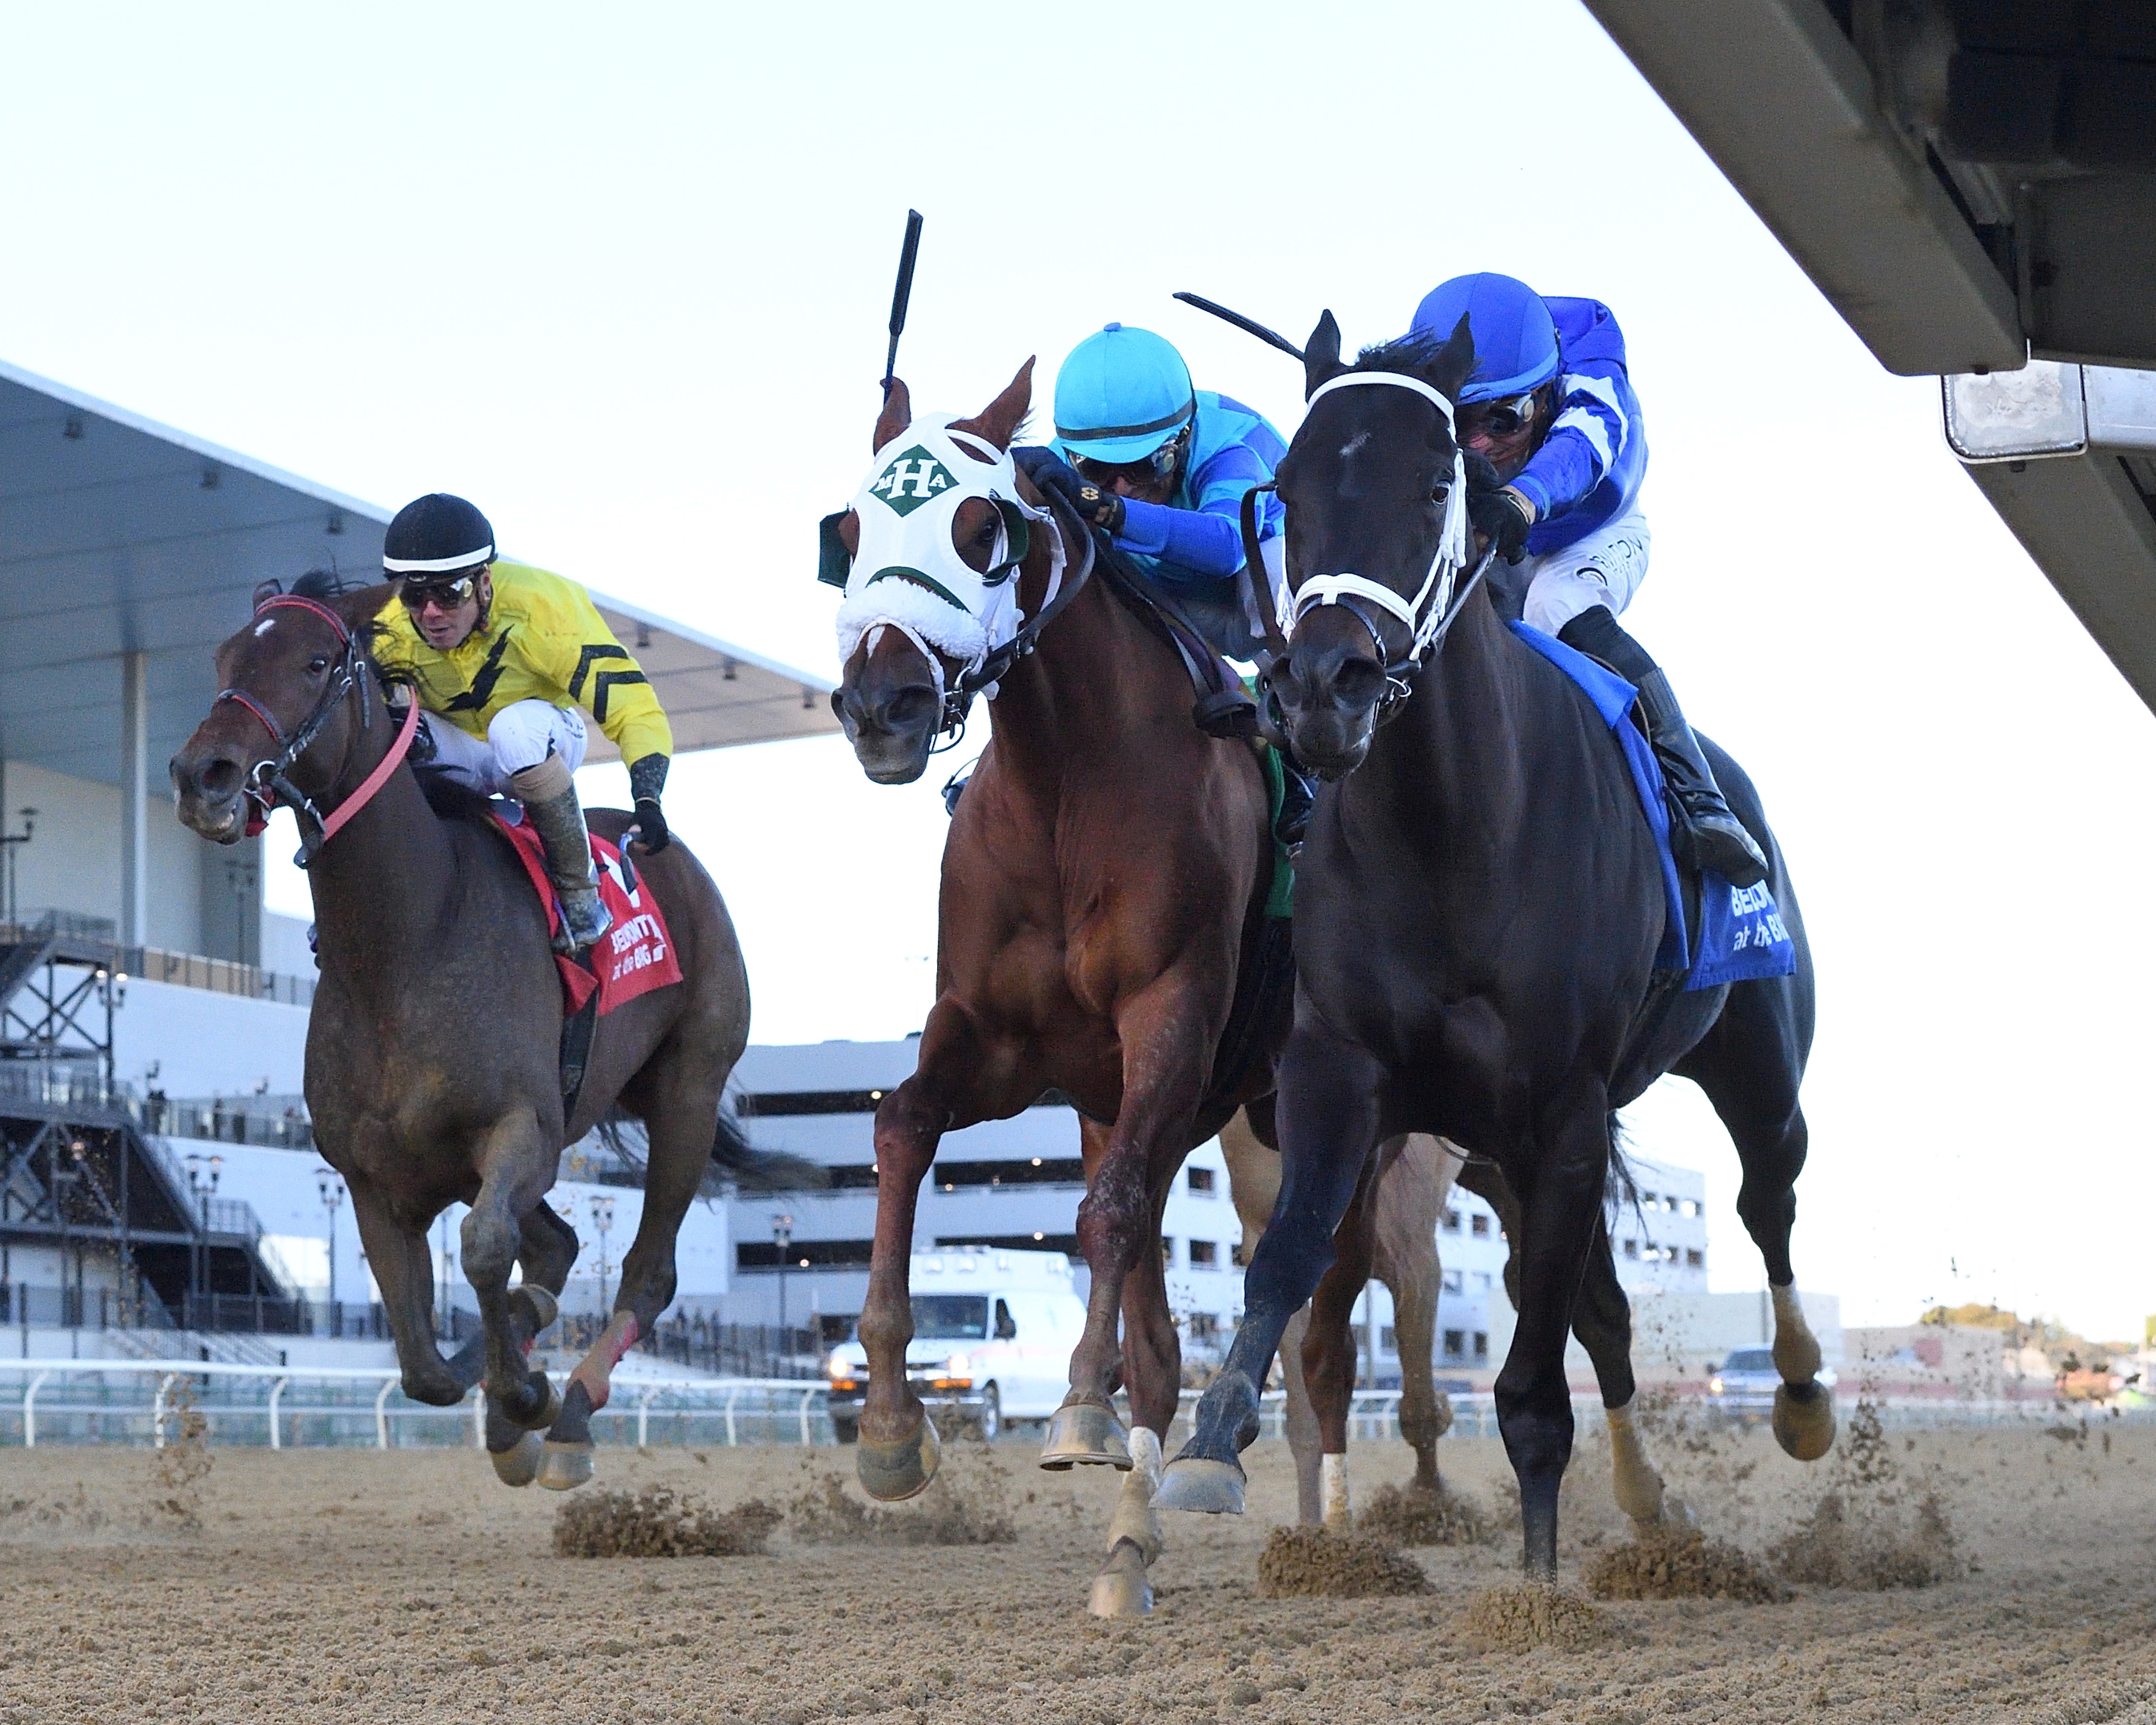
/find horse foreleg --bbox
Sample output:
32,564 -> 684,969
1159,1021 -> 1385,1516
1373,1134 -> 1459,1497
856,1073 -> 951,1501
1496,1081 -> 1613,1583
1221,1108 -> 1322,1523
1566,1217 -> 1685,1529
483,1203 -> 579,1487
460,1110 -> 560,1441
344,1168 -> 463,1406
1089,1151 -> 1176,1620
1304,1145 -> 1385,1528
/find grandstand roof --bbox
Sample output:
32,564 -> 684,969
0,359 -> 837,786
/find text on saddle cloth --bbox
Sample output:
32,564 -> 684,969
1505,621 -> 1796,993
491,812 -> 683,1014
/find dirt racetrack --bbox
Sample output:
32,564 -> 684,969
2,1413 -> 2153,1724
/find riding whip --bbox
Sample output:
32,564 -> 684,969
1172,291 -> 1304,362
884,209 -> 924,387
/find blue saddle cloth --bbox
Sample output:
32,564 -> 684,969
1507,622 -> 1797,992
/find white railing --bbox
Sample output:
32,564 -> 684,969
0,1360 -> 828,1451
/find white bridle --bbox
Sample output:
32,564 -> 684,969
1284,371 -> 1472,662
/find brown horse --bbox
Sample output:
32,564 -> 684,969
170,580 -> 751,1490
828,365 -> 1285,1617
1222,1113 -> 1461,1525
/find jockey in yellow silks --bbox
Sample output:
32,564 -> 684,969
372,492 -> 672,953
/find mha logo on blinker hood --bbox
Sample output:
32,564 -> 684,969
869,446 -> 956,517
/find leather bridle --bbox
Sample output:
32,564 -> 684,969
1239,370 -> 1497,723
214,595 -> 419,865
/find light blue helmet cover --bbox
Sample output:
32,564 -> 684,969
1410,274 -> 1561,403
1052,323 -> 1196,465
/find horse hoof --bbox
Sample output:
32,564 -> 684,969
538,1440 -> 595,1491
856,1414 -> 940,1502
502,1368 -> 559,1432
513,1285 -> 559,1337
1152,1457 -> 1245,1516
489,1430 -> 545,1488
1773,1380 -> 1836,1462
1038,1400 -> 1132,1471
1087,1539 -> 1154,1619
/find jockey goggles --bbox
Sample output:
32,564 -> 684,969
1461,391 -> 1540,439
397,572 -> 480,612
1072,425 -> 1189,487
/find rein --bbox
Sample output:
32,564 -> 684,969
214,596 -> 419,866
931,479 -> 1099,740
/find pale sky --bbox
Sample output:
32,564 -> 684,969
6,2 -> 2150,1339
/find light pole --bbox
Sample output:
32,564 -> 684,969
588,1195 -> 615,1314
771,1213 -> 795,1344
184,1153 -> 222,1317
315,1169 -> 345,1326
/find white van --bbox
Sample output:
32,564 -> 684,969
824,1247 -> 1087,1442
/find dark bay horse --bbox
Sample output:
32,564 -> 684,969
171,581 -> 751,1491
1157,317 -> 1831,1579
828,364 -> 1287,1616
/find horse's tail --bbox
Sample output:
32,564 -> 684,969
709,1097 -> 829,1194
1605,1110 -> 1641,1228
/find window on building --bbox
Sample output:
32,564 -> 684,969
1231,1239 -> 1248,1267
1473,1332 -> 1489,1360
1443,1329 -> 1465,1358
1380,1325 -> 1397,1355
1188,1239 -> 1217,1267
1685,1249 -> 1703,1268
1161,1238 -> 1175,1266
1641,1190 -> 1657,1207
1470,1214 -> 1490,1238
1188,1166 -> 1216,1196
1443,1270 -> 1463,1294
1441,1208 -> 1461,1233
1623,1238 -> 1638,1259
1475,1271 -> 1493,1291
1188,1312 -> 1218,1341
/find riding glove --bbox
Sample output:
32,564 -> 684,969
1013,448 -> 1125,536
627,752 -> 671,854
1468,482 -> 1535,565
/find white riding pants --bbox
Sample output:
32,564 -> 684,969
1520,509 -> 1651,635
423,699 -> 587,796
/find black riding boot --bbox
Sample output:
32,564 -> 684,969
1275,749 -> 1316,850
1556,606 -> 1769,888
512,759 -> 613,953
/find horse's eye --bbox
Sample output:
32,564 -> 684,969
307,655 -> 331,674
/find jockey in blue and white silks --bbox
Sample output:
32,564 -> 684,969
1414,274 -> 1769,887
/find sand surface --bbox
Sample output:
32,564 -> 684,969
1,1410 -> 2152,1723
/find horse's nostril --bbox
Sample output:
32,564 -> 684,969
881,686 -> 937,729
195,757 -> 242,800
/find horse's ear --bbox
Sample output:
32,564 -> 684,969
1304,311 -> 1345,398
329,582 -> 399,636
874,378 -> 912,453
951,357 -> 1033,453
1429,312 -> 1477,403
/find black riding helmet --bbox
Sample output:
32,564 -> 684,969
383,493 -> 495,577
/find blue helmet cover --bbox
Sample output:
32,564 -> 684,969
1052,323 -> 1196,465
1411,274 -> 1561,403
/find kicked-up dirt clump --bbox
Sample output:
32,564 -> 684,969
1356,1479 -> 1490,1546
1461,1582 -> 1614,1652
1585,1522 -> 1791,1603
1256,1526 -> 1432,1598
146,1378 -> 214,1530
785,1452 -> 1016,1547
1769,1486 -> 1960,1591
552,1485 -> 782,1559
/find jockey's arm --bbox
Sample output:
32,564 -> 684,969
539,584 -> 675,847
1112,442 -> 1279,588
1508,360 -> 1633,528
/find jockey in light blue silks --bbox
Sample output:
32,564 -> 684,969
1418,273 -> 1769,887
1015,323 -> 1313,843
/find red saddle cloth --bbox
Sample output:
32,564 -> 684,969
491,812 -> 683,1016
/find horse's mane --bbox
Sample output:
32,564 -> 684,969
1350,332 -> 1451,375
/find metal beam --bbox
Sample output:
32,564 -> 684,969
1581,0 -> 2024,375
119,652 -> 148,947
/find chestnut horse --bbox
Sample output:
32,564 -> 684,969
828,364 -> 1287,1617
170,580 -> 751,1491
